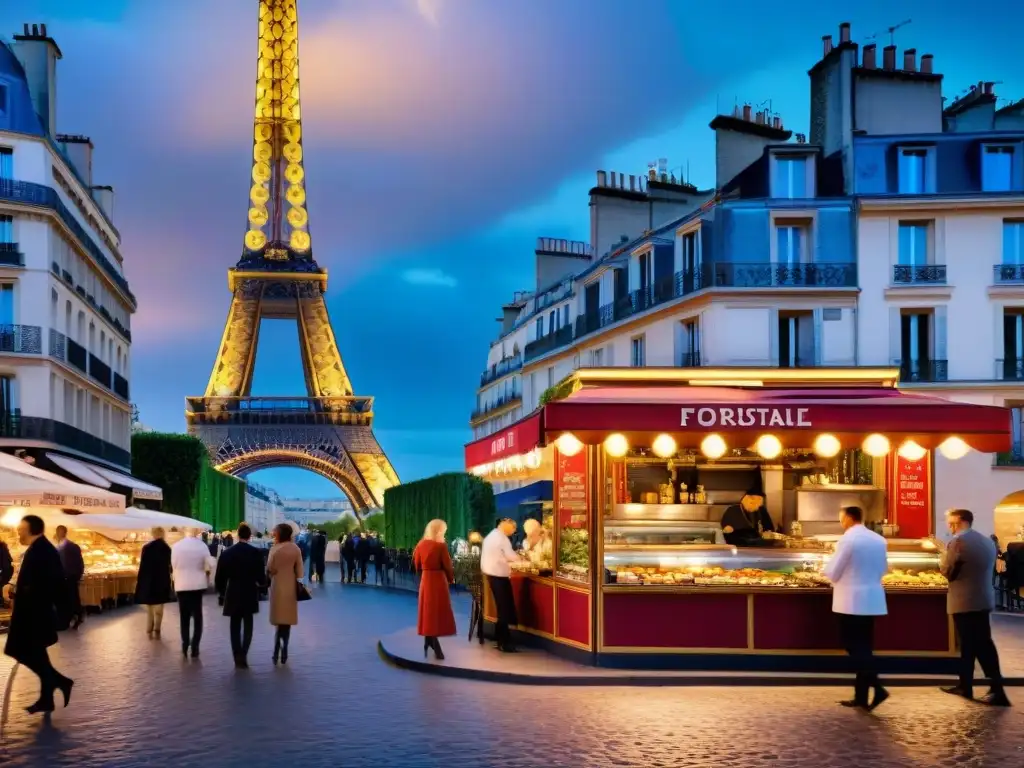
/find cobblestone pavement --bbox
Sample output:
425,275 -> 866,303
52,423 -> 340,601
1,572 -> 1024,768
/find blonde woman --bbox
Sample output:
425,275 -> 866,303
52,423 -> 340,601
135,527 -> 174,638
267,522 -> 304,665
412,519 -> 456,660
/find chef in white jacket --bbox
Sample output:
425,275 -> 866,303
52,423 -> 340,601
823,505 -> 889,711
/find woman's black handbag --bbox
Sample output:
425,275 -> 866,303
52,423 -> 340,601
296,580 -> 312,602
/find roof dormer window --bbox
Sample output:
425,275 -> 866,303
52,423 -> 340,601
982,144 -> 1016,192
897,146 -> 934,194
772,153 -> 812,199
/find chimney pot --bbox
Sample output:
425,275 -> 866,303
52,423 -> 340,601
903,48 -> 917,72
742,104 -> 752,121
863,43 -> 877,69
40,23 -> 47,36
984,81 -> 995,96
772,116 -> 781,129
883,45 -> 896,70
629,174 -> 636,191
920,54 -> 933,74
822,35 -> 833,56
596,170 -> 607,187
618,172 -> 625,189
839,22 -> 851,43
32,24 -> 38,36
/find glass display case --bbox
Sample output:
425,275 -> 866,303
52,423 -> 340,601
603,538 -> 947,589
605,520 -> 724,546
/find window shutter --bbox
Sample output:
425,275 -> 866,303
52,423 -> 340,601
813,308 -> 824,366
769,309 -> 779,365
889,307 -> 902,365
934,305 -> 948,362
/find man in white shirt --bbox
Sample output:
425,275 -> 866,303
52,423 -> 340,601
171,532 -> 216,659
481,519 -> 522,653
823,505 -> 890,710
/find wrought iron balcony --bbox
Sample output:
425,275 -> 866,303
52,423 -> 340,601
0,412 -> 131,469
89,354 -> 112,388
895,358 -> 948,382
893,264 -> 946,285
0,179 -> 136,306
994,264 -> 1024,284
996,359 -> 1024,380
470,392 -> 522,421
113,372 -> 130,400
680,351 -> 701,367
524,324 -> 573,363
186,396 -> 374,427
0,243 -> 24,267
0,324 -> 43,354
708,262 -> 857,288
67,338 -> 88,373
49,329 -> 67,362
996,446 -> 1024,467
480,356 -> 523,387
574,269 -> 705,342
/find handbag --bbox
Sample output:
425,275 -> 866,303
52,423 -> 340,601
296,580 -> 312,602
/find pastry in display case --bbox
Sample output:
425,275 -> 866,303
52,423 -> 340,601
603,538 -> 948,589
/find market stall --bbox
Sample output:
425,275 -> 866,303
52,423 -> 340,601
479,368 -> 1012,672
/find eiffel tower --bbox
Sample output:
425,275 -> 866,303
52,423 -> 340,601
186,0 -> 399,517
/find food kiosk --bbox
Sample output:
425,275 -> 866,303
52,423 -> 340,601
470,368 -> 1012,672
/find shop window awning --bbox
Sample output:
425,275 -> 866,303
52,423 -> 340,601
464,412 -> 543,468
542,386 -> 1012,453
0,453 -> 126,513
46,453 -> 163,501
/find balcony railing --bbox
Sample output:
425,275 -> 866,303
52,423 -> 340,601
49,329 -> 67,362
709,262 -> 857,288
470,392 -> 522,421
0,179 -> 136,306
994,264 -> 1024,284
113,372 -> 130,400
680,351 -> 701,367
186,396 -> 374,426
0,412 -> 131,469
524,324 -> 573,363
0,243 -> 24,267
996,447 -> 1024,467
996,359 -> 1024,380
895,358 -> 948,382
67,338 -> 88,373
0,324 -> 43,354
89,354 -> 112,388
893,264 -> 947,285
480,356 -> 523,387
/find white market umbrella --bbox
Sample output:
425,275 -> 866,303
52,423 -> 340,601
0,508 -> 151,537
0,464 -> 126,513
123,507 -> 211,532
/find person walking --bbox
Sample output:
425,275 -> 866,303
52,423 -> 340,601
413,519 -> 456,660
356,531 -> 371,584
823,505 -> 890,710
54,525 -> 85,630
341,534 -> 356,583
940,509 -> 1012,706
2,515 -> 73,715
134,526 -> 174,638
267,523 -> 304,665
481,519 -> 523,653
215,523 -> 266,669
0,537 -> 13,610
171,531 -> 215,659
309,530 -> 326,583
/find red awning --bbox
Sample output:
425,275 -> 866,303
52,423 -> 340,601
542,386 -> 1011,452
464,412 -> 543,468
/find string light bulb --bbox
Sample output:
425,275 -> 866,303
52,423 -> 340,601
755,434 -> 783,459
555,433 -> 584,457
813,434 -> 842,458
862,434 -> 891,458
603,433 -> 629,458
938,437 -> 970,460
701,434 -> 727,459
651,434 -> 677,458
897,440 -> 927,461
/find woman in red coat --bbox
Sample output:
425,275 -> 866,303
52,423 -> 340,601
413,519 -> 456,660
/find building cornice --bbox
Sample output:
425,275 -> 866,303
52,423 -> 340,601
858,195 -> 1024,213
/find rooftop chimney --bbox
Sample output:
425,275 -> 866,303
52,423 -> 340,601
839,22 -> 851,44
11,22 -> 62,138
862,43 -> 877,69
920,54 -> 933,74
882,45 -> 896,70
91,185 -> 114,223
57,135 -> 93,186
742,104 -> 752,121
822,35 -> 833,56
984,81 -> 995,96
596,170 -> 607,187
903,49 -> 917,72
772,116 -> 781,129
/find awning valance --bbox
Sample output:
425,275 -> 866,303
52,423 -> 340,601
464,412 -> 543,468
47,453 -> 112,488
47,452 -> 163,501
542,386 -> 1011,452
91,465 -> 163,501
124,507 -> 209,531
0,453 -> 127,513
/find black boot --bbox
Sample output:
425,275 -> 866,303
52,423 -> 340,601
432,638 -> 445,661
272,635 -> 281,666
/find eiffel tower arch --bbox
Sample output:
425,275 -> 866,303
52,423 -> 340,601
186,0 -> 399,518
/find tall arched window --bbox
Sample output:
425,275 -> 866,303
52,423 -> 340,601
88,322 -> 95,355
64,301 -> 72,337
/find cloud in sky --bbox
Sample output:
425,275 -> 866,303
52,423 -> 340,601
401,268 -> 457,288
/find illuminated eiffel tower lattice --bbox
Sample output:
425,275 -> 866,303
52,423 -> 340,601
186,0 -> 398,516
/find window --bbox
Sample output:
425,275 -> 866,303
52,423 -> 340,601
774,156 -> 807,199
1004,221 -> 1024,265
546,366 -> 554,389
562,305 -> 569,328
0,283 -> 13,325
900,311 -> 933,380
778,312 -> 814,368
534,316 -> 544,339
898,222 -> 929,266
631,335 -> 646,367
983,145 -> 1014,193
549,310 -> 557,332
0,215 -> 11,244
681,230 -> 701,293
681,319 -> 700,367
0,375 -> 14,421
591,347 -> 604,367
636,251 -> 652,291
0,85 -> 8,117
898,148 -> 930,194
0,148 -> 11,180
1003,309 -> 1024,379
775,224 -> 807,267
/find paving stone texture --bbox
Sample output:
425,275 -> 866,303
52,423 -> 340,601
1,569 -> 1023,768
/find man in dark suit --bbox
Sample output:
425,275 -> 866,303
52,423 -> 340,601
214,523 -> 266,669
940,509 -> 1011,706
54,525 -> 85,630
2,514 -> 74,714
309,530 -> 326,582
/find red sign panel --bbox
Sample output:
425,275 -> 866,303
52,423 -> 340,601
464,413 -> 542,468
891,452 -> 932,539
555,448 -> 588,529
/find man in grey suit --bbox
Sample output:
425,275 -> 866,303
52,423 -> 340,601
940,509 -> 1011,706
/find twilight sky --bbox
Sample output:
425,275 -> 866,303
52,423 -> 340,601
3,0 -> 1023,498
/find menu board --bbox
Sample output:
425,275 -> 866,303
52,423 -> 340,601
555,448 -> 588,529
892,452 -> 932,539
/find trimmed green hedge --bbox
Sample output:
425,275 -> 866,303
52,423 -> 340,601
191,460 -> 246,532
384,472 -> 495,550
